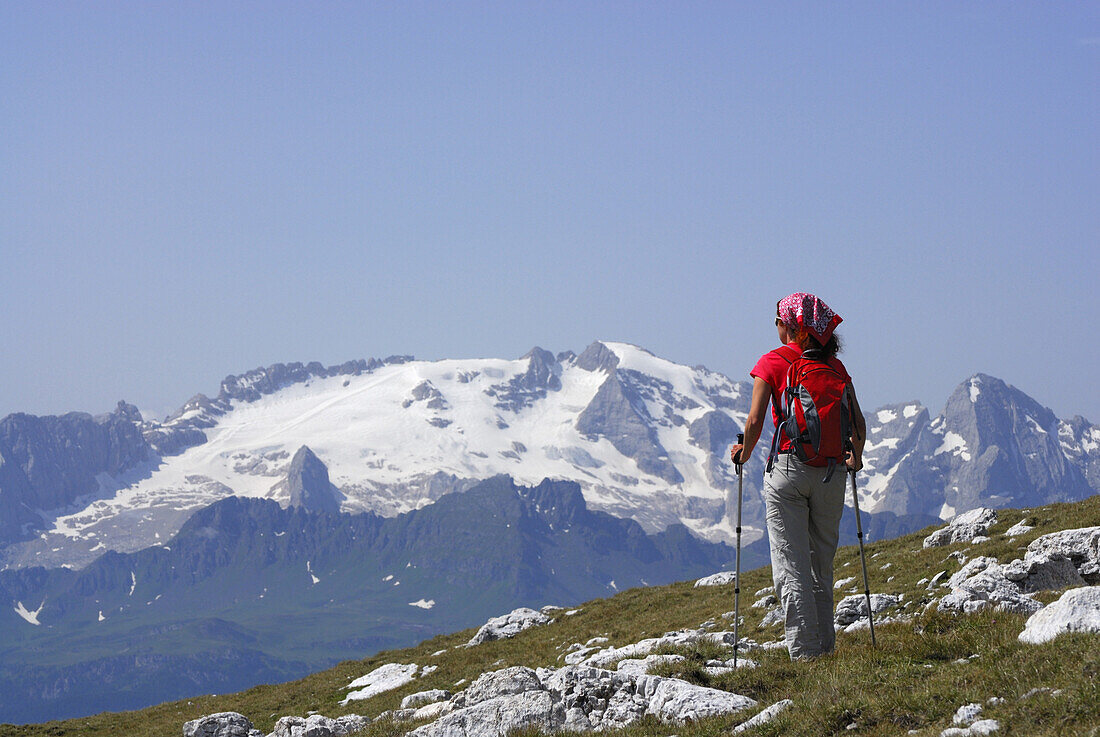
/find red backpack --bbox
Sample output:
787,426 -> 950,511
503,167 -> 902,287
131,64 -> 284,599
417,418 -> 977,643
767,346 -> 854,482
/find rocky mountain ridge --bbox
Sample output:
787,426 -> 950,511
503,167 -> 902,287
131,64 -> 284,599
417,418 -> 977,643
0,476 -> 748,724
2,344 -> 1099,573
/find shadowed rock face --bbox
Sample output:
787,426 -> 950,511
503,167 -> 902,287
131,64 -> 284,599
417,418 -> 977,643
281,446 -> 343,515
0,402 -> 151,540
576,373 -> 683,485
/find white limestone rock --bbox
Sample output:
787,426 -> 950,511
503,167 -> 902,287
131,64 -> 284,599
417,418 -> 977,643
580,630 -> 703,668
466,607 -> 552,646
952,703 -> 983,725
751,594 -> 777,608
341,663 -> 419,704
183,713 -> 256,737
1019,586 -> 1100,644
694,571 -> 737,587
402,689 -> 451,709
732,699 -> 794,733
453,666 -> 545,708
408,690 -> 563,737
937,558 -> 1041,615
940,719 -> 1000,736
1004,520 -> 1034,537
759,607 -> 784,628
1026,527 -> 1100,581
268,714 -> 370,737
924,508 -> 998,548
834,594 -> 899,626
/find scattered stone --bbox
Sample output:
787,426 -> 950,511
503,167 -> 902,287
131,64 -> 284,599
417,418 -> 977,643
402,690 -> 451,709
759,608 -> 784,628
342,664 -> 419,704
694,571 -> 737,587
940,719 -> 1000,736
183,712 -> 256,737
754,586 -> 774,596
953,703 -> 983,725
1019,586 -> 1100,644
834,594 -> 899,626
761,640 -> 787,650
924,508 -> 998,548
1021,687 -> 1055,699
731,699 -> 793,733
268,714 -> 370,737
751,594 -> 777,608
1004,520 -> 1034,537
834,576 -> 857,590
971,536 -> 991,545
466,607 -> 552,646
929,571 -> 949,589
412,702 -> 453,722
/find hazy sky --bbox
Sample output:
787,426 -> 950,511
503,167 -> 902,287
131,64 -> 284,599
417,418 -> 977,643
2,2 -> 1098,423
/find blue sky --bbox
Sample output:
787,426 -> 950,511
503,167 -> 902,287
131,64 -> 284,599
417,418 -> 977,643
2,2 -> 1097,422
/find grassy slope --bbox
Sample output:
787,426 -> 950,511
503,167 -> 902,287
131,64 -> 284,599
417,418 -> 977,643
2,494 -> 1098,737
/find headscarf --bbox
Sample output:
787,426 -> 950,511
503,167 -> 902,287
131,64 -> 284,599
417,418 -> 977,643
777,292 -> 842,344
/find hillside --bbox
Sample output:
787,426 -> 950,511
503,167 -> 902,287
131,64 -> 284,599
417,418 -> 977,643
3,493 -> 1097,737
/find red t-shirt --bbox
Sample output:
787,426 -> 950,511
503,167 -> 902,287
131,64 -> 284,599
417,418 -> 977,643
750,343 -> 852,452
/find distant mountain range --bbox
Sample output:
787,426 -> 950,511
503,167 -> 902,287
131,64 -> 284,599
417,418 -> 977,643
0,341 -> 1098,722
1,341 -> 1097,570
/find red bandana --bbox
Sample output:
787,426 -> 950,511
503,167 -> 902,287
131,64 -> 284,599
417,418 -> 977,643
778,293 -> 842,344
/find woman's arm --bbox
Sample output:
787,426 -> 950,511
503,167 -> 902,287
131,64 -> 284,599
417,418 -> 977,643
730,377 -> 772,464
846,382 -> 866,471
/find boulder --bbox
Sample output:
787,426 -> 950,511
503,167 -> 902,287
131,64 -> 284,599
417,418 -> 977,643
183,712 -> 256,737
267,714 -> 370,737
937,557 -> 1042,615
341,663 -> 419,704
466,608 -> 552,646
453,667 -> 546,709
1026,527 -> 1100,582
408,690 -> 563,737
923,508 -> 998,548
1019,586 -> 1100,644
834,594 -> 899,626
694,571 -> 737,587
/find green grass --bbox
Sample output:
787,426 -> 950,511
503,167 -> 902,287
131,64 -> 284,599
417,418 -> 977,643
3,494 -> 1098,737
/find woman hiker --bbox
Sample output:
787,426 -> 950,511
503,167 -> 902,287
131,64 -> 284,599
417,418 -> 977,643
730,292 -> 866,660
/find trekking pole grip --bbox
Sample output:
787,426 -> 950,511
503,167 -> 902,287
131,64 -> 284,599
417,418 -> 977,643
735,433 -> 744,472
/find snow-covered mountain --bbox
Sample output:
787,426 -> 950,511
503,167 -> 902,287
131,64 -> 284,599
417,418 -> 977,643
1,342 -> 1098,570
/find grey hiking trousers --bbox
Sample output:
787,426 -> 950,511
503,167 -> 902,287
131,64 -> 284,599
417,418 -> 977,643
763,454 -> 847,659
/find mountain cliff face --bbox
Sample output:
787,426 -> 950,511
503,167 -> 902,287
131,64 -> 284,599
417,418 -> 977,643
859,374 -> 1097,519
0,476 -> 750,724
1,345 -> 1098,571
0,401 -> 152,542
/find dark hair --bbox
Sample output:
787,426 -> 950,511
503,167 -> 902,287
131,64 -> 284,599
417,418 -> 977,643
793,328 -> 841,359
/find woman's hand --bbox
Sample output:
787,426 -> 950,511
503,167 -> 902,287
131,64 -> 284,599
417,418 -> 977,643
730,444 -> 745,465
845,451 -> 863,472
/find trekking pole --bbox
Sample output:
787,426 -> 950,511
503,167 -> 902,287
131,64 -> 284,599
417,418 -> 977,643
733,433 -> 745,668
849,468 -> 877,648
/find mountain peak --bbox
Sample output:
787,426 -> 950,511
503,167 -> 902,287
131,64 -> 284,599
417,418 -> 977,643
278,446 -> 343,515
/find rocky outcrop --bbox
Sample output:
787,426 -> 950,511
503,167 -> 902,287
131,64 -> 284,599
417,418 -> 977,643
183,711 -> 260,737
576,372 -> 683,485
1018,586 -> 1100,644
466,608 -> 552,646
268,714 -> 370,737
924,508 -> 999,548
405,664 -> 756,737
271,446 -> 344,515
937,557 -> 1043,615
484,348 -> 563,413
0,401 -> 152,541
